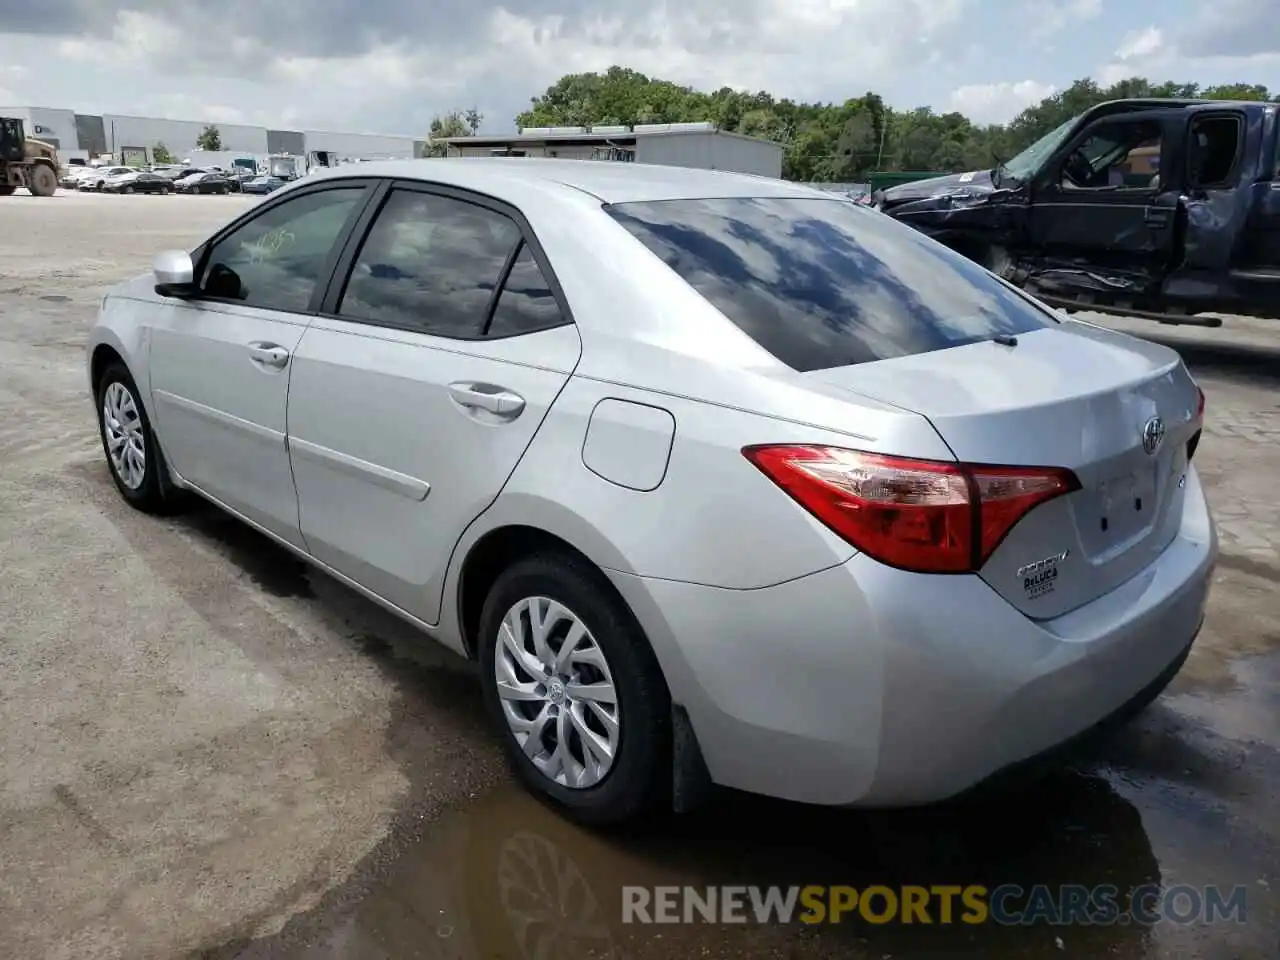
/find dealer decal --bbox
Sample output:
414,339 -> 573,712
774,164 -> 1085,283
1017,550 -> 1069,600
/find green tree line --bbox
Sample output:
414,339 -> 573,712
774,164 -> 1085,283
504,67 -> 1277,181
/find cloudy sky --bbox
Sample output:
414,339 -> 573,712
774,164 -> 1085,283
0,0 -> 1276,136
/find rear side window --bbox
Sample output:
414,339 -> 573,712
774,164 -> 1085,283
338,189 -> 521,337
486,243 -> 564,337
606,197 -> 1057,372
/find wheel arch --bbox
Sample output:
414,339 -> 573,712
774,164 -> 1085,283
455,522 -> 632,663
89,342 -> 126,398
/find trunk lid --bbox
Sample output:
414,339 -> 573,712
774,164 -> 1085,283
809,321 -> 1201,618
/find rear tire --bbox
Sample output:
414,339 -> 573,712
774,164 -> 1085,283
27,163 -> 57,197
0,184 -> 15,196
478,552 -> 671,825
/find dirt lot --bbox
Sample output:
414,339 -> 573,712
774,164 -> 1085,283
0,191 -> 1276,960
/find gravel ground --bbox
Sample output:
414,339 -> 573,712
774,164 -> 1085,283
0,190 -> 1276,960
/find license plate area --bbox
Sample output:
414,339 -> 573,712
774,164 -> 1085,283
1093,463 -> 1159,543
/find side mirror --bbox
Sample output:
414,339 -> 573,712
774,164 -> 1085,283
153,250 -> 196,298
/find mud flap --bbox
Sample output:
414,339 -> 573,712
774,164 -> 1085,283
671,704 -> 713,813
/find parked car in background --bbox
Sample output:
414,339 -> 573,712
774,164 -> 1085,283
60,167 -> 94,189
103,171 -> 174,195
86,160 -> 1215,825
240,174 -> 286,195
78,166 -> 135,191
174,171 -> 234,195
226,170 -> 257,192
158,166 -> 206,181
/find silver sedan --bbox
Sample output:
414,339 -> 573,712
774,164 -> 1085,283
86,159 -> 1217,823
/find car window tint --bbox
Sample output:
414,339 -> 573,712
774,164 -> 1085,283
200,187 -> 363,312
486,243 -> 564,336
339,189 -> 521,337
606,197 -> 1057,372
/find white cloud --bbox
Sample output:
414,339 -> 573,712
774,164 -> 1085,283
948,81 -> 1058,124
1116,26 -> 1163,60
0,0 -> 972,135
1028,0 -> 1102,41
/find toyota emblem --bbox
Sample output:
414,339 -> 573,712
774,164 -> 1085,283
1141,416 -> 1165,455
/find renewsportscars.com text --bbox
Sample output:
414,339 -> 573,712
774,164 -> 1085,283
622,884 -> 1248,927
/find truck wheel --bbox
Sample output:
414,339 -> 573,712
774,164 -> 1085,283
27,164 -> 57,197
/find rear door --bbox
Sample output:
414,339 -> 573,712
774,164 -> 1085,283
1025,110 -> 1183,279
285,180 -> 581,624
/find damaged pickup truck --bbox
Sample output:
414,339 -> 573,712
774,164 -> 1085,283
877,98 -> 1280,326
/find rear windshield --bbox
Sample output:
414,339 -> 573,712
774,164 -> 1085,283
605,197 -> 1057,372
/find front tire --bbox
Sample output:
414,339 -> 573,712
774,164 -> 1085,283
95,362 -> 179,514
478,552 -> 671,825
27,163 -> 57,197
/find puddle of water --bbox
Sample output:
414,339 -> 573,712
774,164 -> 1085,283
200,758 -> 1275,960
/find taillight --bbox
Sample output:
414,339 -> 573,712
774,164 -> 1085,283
742,445 -> 1080,574
1187,385 -> 1205,461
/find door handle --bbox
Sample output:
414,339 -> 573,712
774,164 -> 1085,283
1143,206 -> 1171,227
248,341 -> 290,368
447,382 -> 525,417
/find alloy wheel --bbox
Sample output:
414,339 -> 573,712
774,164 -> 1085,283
494,596 -> 621,789
101,381 -> 146,489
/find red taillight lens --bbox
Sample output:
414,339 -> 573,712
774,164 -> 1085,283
743,445 -> 1080,574
1187,385 -> 1205,461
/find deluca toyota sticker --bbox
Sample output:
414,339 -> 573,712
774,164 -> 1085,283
1017,550 -> 1069,600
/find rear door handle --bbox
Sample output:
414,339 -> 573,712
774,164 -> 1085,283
248,341 -> 290,369
447,382 -> 525,418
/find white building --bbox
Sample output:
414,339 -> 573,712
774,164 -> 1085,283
443,122 -> 784,179
0,104 -> 426,167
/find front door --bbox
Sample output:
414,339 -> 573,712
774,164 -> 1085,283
1026,112 -> 1181,280
285,183 -> 581,623
147,182 -> 372,546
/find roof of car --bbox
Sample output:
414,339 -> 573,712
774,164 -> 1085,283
305,157 -> 827,204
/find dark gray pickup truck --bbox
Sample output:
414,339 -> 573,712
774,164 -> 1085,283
878,98 -> 1280,326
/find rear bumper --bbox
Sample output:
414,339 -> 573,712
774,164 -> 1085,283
607,465 -> 1216,807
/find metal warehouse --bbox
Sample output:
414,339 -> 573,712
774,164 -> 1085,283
0,104 -> 425,165
443,122 -> 784,178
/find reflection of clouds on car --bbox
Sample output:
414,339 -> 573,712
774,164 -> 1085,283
340,190 -> 522,336
610,197 -> 1055,372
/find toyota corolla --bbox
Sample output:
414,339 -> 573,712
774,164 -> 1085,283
85,159 -> 1216,824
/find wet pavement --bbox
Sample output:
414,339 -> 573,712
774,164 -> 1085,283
1,197 -> 1276,960
179,516 -> 1278,960
197,607 -> 1279,960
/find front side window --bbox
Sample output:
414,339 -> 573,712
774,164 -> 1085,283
1059,120 -> 1162,190
200,187 -> 364,312
338,189 -> 521,337
607,197 -> 1057,372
